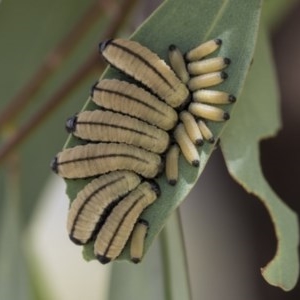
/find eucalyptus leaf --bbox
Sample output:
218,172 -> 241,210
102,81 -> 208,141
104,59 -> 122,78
221,25 -> 299,291
64,0 -> 262,261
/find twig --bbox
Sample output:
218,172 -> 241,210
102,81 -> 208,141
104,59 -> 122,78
0,0 -> 114,128
0,0 -> 139,163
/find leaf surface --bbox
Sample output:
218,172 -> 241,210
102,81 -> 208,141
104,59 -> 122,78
221,25 -> 299,291
64,0 -> 263,262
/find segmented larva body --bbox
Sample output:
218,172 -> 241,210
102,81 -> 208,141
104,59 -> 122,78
165,38 -> 233,180
51,37 -> 235,264
66,110 -> 170,154
51,142 -> 162,179
94,181 -> 160,264
99,39 -> 190,108
130,219 -> 149,263
91,79 -> 178,131
67,171 -> 141,245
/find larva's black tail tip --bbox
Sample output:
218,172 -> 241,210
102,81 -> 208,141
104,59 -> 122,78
168,179 -> 177,186
65,115 -> 77,133
98,39 -> 113,53
96,254 -> 111,264
223,112 -> 230,120
215,38 -> 222,45
169,44 -> 177,51
192,160 -> 200,167
50,156 -> 59,173
131,257 -> 142,264
149,180 -> 161,197
229,95 -> 236,103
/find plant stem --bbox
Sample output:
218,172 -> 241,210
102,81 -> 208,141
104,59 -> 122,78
0,0 -> 139,164
160,210 -> 193,300
0,0 -> 112,128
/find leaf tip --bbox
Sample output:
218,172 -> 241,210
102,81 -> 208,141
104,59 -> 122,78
260,259 -> 299,291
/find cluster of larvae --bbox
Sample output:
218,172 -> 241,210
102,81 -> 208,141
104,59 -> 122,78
51,38 -> 234,264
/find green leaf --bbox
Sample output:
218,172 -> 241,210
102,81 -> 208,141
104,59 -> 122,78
65,0 -> 263,261
221,25 -> 299,291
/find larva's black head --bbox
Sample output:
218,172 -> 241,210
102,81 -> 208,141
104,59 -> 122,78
148,180 -> 161,197
223,112 -> 230,121
228,95 -> 236,103
224,57 -> 231,65
96,254 -> 111,265
195,138 -> 204,147
69,235 -> 84,246
65,115 -> 77,133
168,179 -> 177,186
131,257 -> 141,264
50,156 -> 59,173
214,38 -> 222,46
168,44 -> 177,52
192,159 -> 200,167
220,71 -> 228,80
137,219 -> 149,228
98,39 -> 113,53
208,137 -> 215,144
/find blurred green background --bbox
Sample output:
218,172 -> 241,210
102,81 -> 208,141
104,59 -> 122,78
0,0 -> 299,299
